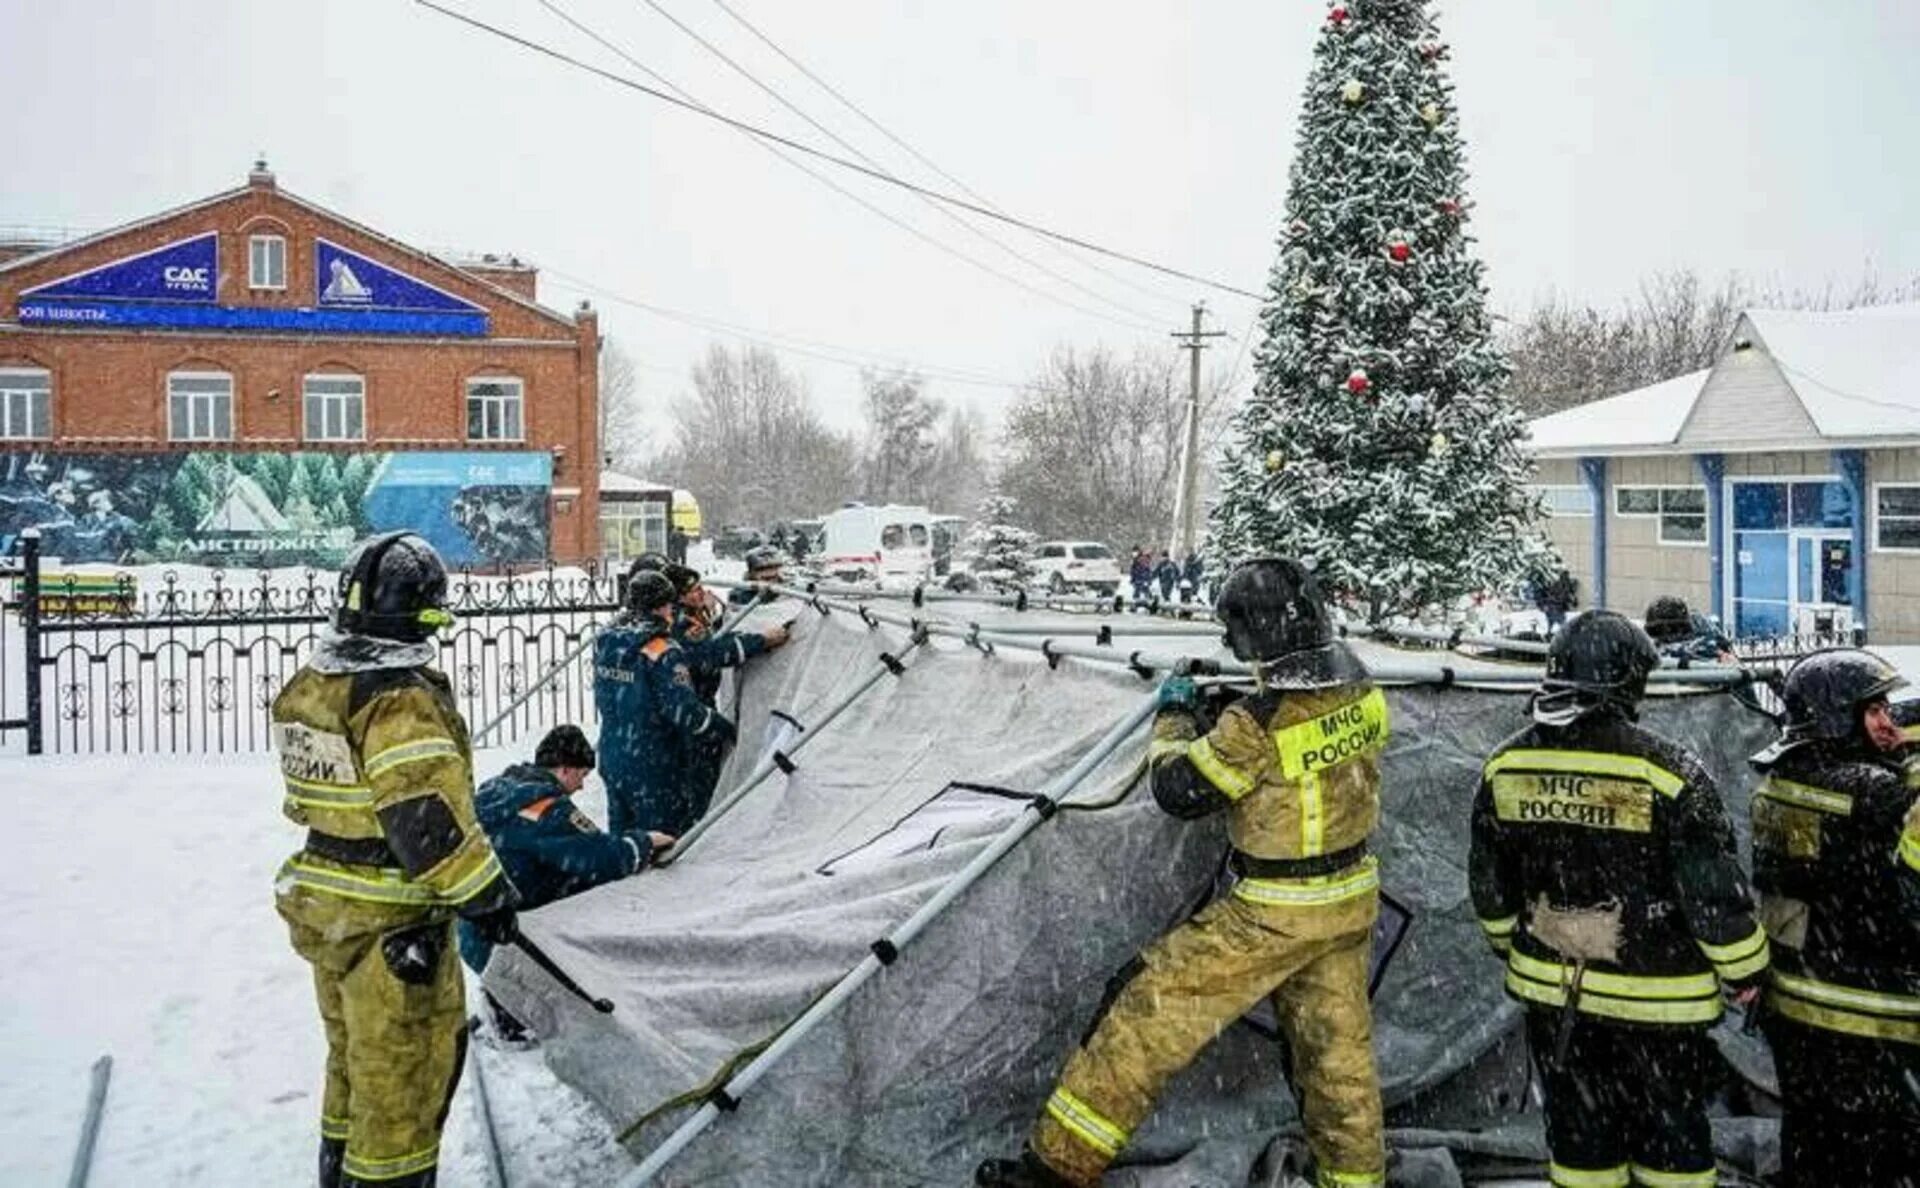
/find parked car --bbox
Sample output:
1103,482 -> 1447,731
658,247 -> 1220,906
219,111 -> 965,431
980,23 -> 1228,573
819,504 -> 937,587
1029,541 -> 1122,596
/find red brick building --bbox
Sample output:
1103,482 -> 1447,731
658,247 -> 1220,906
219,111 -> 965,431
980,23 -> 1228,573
0,162 -> 601,567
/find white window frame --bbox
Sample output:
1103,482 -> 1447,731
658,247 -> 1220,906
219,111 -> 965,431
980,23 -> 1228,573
1615,484 -> 1707,547
1532,484 -> 1593,518
1873,482 -> 1920,554
248,234 -> 287,290
465,376 -> 524,443
302,373 -> 366,443
0,367 -> 52,440
167,370 -> 235,442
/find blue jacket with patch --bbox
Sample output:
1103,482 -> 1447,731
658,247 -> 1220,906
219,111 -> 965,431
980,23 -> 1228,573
457,762 -> 648,972
594,617 -> 736,836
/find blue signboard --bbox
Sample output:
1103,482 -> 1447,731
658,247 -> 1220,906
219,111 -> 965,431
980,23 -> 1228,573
22,234 -> 218,304
16,231 -> 490,337
363,452 -> 551,565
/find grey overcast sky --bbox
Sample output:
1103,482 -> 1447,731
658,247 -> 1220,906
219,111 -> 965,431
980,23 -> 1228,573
3,0 -> 1918,434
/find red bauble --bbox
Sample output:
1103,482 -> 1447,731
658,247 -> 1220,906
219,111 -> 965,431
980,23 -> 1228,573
1328,6 -> 1350,25
1388,241 -> 1411,262
1437,198 -> 1462,218
1346,369 -> 1371,395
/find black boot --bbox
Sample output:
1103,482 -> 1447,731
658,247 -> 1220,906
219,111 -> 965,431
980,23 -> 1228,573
319,1137 -> 345,1188
975,1149 -> 1075,1187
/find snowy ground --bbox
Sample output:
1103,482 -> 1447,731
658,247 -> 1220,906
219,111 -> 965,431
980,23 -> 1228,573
0,747 -> 630,1188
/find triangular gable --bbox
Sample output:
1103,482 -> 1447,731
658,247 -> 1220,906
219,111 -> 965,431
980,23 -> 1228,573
1674,315 -> 1821,448
315,238 -> 483,315
22,233 -> 218,304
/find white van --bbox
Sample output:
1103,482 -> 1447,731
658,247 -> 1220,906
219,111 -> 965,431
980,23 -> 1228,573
820,504 -> 937,587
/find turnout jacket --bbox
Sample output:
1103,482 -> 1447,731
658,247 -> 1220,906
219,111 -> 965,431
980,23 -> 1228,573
272,662 -> 512,915
458,763 -> 649,970
1751,740 -> 1920,1042
1469,712 -> 1767,1028
1149,680 -> 1388,906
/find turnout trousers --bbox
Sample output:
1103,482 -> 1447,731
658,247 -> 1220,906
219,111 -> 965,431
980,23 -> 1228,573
1522,1011 -> 1718,1188
278,874 -> 467,1187
1763,1009 -> 1920,1188
1029,868 -> 1385,1188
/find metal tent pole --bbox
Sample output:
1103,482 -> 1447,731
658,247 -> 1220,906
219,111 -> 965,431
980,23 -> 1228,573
620,693 -> 1160,1186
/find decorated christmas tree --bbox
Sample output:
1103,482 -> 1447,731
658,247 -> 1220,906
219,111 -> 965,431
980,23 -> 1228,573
1211,0 -> 1544,623
961,494 -> 1038,593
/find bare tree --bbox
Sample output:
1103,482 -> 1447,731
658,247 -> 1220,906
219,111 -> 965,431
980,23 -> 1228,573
598,339 -> 649,473
649,343 -> 861,529
1507,268 -> 1920,416
925,403 -> 989,517
996,345 -> 1231,551
860,370 -> 941,505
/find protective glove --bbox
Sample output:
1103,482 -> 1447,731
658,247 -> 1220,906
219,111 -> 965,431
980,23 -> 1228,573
462,905 -> 519,946
1156,675 -> 1199,712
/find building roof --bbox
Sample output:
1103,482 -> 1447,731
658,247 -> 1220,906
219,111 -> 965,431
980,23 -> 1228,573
1525,302 -> 1920,456
600,472 -> 674,496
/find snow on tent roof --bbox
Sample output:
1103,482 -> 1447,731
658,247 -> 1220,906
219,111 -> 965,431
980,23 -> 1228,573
1524,368 -> 1709,455
1746,303 -> 1920,438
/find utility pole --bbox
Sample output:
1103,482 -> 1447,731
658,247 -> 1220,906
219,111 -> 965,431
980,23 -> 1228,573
1169,303 -> 1224,559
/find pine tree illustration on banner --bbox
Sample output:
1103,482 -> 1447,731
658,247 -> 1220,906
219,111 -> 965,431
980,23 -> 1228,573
1210,0 -> 1547,624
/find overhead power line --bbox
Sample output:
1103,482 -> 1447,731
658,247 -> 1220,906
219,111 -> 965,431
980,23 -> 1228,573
631,0 -> 1167,330
413,0 -> 1264,301
700,0 -> 1190,311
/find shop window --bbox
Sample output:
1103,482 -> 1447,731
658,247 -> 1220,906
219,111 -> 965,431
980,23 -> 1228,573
1790,481 -> 1854,530
1532,485 -> 1593,517
168,371 -> 233,441
249,235 -> 286,290
303,374 -> 365,442
466,377 -> 524,442
0,368 -> 51,439
1616,485 -> 1706,546
1877,485 -> 1920,552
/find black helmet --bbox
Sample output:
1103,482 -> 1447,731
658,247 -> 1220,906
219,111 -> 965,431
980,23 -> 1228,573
1778,649 -> 1907,744
744,546 -> 785,576
1215,558 -> 1366,687
1532,610 -> 1661,725
1643,596 -> 1693,644
625,569 -> 678,615
534,724 -> 596,771
335,532 -> 451,643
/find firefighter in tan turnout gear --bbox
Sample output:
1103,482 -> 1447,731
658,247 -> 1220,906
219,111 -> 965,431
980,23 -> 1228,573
273,532 -> 518,1188
1469,610 -> 1767,1188
978,557 -> 1389,1188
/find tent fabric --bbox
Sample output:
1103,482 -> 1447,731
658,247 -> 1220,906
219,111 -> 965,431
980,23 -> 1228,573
485,601 -> 1783,1186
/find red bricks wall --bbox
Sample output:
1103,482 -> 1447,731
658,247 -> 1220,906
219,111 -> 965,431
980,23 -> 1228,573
0,178 -> 601,561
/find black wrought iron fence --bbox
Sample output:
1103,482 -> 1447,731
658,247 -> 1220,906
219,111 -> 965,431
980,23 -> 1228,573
1,539 -> 621,756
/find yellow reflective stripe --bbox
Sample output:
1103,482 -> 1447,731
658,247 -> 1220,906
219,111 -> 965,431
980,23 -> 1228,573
438,850 -> 505,906
282,859 -> 440,906
1147,738 -> 1188,764
1698,926 -> 1769,982
1044,1088 -> 1128,1158
1630,1166 -> 1716,1188
1318,1169 -> 1386,1188
363,737 -> 460,780
1551,1164 -> 1630,1188
1273,688 -> 1390,780
1301,770 -> 1325,857
1768,988 -> 1920,1045
1508,950 -> 1719,1000
1187,736 -> 1256,801
1234,856 -> 1380,907
1550,1164 -> 1630,1188
343,1142 -> 439,1181
1486,749 -> 1685,798
284,775 -> 374,806
321,1115 -> 351,1140
1480,914 -> 1518,938
1772,971 -> 1920,1018
1902,832 -> 1920,874
1506,969 -> 1721,1025
1757,777 -> 1853,816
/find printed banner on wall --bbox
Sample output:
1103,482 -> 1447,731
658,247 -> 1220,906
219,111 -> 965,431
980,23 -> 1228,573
0,451 -> 550,568
21,233 -> 219,304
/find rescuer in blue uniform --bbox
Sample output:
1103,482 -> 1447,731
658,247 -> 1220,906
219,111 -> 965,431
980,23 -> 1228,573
594,569 -> 737,837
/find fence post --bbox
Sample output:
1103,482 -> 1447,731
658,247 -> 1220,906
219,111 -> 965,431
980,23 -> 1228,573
20,530 -> 42,756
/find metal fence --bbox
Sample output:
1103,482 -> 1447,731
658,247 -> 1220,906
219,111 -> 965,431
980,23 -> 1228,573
1,537 -> 620,756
